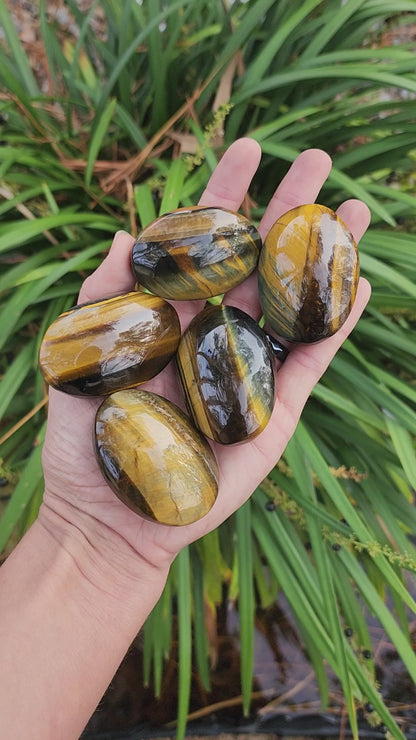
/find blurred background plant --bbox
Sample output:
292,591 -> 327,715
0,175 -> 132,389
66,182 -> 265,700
0,1 -> 416,738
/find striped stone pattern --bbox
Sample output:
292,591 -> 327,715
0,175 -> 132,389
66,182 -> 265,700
177,304 -> 275,445
258,204 -> 359,343
39,292 -> 181,396
94,390 -> 219,526
131,206 -> 262,300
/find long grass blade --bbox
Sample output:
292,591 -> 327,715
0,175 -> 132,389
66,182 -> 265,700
191,548 -> 211,692
0,213 -> 116,253
0,2 -> 38,95
0,340 -> 36,421
85,98 -> 118,186
297,422 -> 416,613
159,158 -> 187,215
0,423 -> 46,554
285,434 -> 358,738
176,547 -> 192,740
385,418 -> 416,490
236,500 -> 254,716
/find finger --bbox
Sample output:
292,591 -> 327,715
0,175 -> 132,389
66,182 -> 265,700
78,230 -> 136,304
224,148 -> 332,318
199,137 -> 262,211
171,138 -> 262,332
259,148 -> 332,239
337,198 -> 371,243
78,141 -> 261,312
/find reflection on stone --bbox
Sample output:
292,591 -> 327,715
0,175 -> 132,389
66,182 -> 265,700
258,204 -> 359,343
131,206 -> 262,300
94,389 -> 218,525
39,292 -> 180,396
177,304 -> 275,444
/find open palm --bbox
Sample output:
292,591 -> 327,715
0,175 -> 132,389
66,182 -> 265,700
41,138 -> 371,570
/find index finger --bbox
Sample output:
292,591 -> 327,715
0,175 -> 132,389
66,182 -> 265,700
199,137 -> 261,210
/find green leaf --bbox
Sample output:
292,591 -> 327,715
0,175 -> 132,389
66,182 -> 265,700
300,0 -> 369,59
242,0 -> 324,88
340,548 -> 416,685
0,213 -> 116,254
159,158 -> 187,215
0,339 -> 37,421
135,183 -> 157,229
0,423 -> 46,554
252,543 -> 279,609
286,433 -> 357,737
0,2 -> 38,95
236,501 -> 255,716
176,547 -> 192,740
0,241 -> 111,350
196,529 -> 227,607
328,167 -> 395,226
297,422 -> 416,614
359,252 -> 416,298
85,98 -> 118,187
385,418 -> 416,490
94,0 -> 195,122
191,548 -> 211,691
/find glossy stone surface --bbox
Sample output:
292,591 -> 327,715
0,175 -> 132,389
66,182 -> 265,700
177,304 -> 275,445
95,389 -> 219,525
131,206 -> 262,300
258,204 -> 359,343
39,292 -> 180,396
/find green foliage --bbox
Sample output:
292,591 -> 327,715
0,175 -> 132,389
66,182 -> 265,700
0,1 -> 416,738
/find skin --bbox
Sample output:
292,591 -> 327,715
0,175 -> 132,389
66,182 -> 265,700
0,139 -> 371,740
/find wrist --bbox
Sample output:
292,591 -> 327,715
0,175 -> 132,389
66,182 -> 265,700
0,506 -> 170,739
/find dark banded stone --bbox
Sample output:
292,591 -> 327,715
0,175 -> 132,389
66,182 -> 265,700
131,206 -> 262,300
258,204 -> 359,343
39,292 -> 180,396
177,304 -> 275,445
94,389 -> 218,525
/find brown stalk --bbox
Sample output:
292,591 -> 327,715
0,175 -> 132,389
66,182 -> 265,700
0,185 -> 58,245
0,396 -> 48,447
166,670 -> 316,727
125,178 -> 137,237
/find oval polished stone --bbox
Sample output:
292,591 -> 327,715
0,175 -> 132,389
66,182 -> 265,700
94,389 -> 219,526
177,304 -> 275,445
131,206 -> 262,300
258,204 -> 359,343
39,292 -> 180,396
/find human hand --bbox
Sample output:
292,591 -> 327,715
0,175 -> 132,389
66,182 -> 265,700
40,138 -> 371,579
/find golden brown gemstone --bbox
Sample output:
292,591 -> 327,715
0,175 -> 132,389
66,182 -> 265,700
39,292 -> 180,396
177,304 -> 275,444
131,206 -> 262,300
94,389 -> 219,526
258,204 -> 359,343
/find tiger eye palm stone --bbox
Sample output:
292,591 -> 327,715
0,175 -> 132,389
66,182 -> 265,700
39,292 -> 180,396
94,389 -> 219,525
258,204 -> 359,343
177,304 -> 275,445
131,206 -> 262,300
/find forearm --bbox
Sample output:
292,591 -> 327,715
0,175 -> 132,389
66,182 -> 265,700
0,506 -> 169,740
